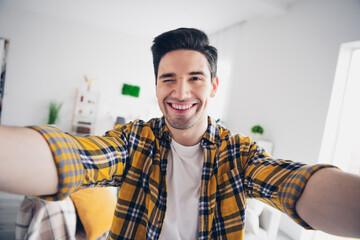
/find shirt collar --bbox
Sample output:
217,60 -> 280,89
152,116 -> 221,145
202,117 -> 220,145
152,116 -> 171,142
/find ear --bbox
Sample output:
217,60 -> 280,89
210,77 -> 219,98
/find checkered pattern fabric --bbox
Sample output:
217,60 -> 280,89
30,117 -> 333,239
15,196 -> 109,240
15,196 -> 77,240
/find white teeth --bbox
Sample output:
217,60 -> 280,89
171,104 -> 193,110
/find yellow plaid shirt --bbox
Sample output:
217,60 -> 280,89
31,117 -> 331,239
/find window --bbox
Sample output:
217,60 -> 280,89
313,41 -> 360,240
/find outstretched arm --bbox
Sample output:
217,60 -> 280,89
0,126 -> 58,196
296,168 -> 360,238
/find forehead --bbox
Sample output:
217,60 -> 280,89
158,49 -> 210,75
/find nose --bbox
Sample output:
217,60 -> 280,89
173,80 -> 191,100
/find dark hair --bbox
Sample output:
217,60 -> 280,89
151,28 -> 218,84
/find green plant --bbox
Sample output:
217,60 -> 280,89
47,102 -> 63,125
251,125 -> 264,135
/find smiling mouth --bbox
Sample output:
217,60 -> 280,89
167,103 -> 197,111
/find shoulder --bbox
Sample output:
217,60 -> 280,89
110,117 -> 162,139
214,123 -> 251,146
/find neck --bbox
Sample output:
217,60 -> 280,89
166,117 -> 208,146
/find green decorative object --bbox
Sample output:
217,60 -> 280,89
122,83 -> 140,98
216,118 -> 225,126
251,125 -> 264,135
48,102 -> 63,125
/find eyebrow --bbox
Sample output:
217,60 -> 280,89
158,71 -> 208,80
158,73 -> 176,79
189,71 -> 207,77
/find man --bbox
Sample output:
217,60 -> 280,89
0,28 -> 359,240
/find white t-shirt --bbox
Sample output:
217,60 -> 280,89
158,139 -> 204,240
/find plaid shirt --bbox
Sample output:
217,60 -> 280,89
31,117 -> 331,240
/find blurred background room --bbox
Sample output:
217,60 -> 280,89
0,0 -> 359,239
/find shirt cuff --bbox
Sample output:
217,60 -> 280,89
278,164 -> 337,229
28,126 -> 85,201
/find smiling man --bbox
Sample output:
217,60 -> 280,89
156,49 -> 218,145
0,28 -> 360,240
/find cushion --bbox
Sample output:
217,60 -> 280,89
70,187 -> 117,240
244,208 -> 260,234
244,227 -> 267,240
16,196 -> 77,239
247,199 -> 264,216
244,199 -> 265,234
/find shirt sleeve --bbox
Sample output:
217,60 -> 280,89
242,140 -> 337,229
28,125 -> 129,201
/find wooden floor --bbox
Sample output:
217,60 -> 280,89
0,192 -> 23,239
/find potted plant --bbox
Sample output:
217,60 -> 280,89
47,101 -> 63,125
250,124 -> 273,153
251,125 -> 264,135
250,124 -> 264,141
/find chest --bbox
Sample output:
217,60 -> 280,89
115,141 -> 246,239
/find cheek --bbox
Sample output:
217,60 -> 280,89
198,87 -> 213,101
155,86 -> 159,98
156,86 -> 163,98
156,87 -> 168,103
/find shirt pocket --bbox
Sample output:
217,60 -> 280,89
217,168 -> 246,217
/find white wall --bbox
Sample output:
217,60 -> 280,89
0,3 -> 159,133
209,24 -> 243,124
222,0 -> 360,238
226,0 -> 360,163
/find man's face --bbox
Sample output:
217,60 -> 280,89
156,49 -> 218,130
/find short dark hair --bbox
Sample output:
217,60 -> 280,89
151,28 -> 218,84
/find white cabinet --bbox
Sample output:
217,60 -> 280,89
71,89 -> 99,136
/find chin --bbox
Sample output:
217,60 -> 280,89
166,113 -> 207,131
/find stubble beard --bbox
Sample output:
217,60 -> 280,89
162,98 -> 204,130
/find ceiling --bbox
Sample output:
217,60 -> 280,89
2,0 -> 301,39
